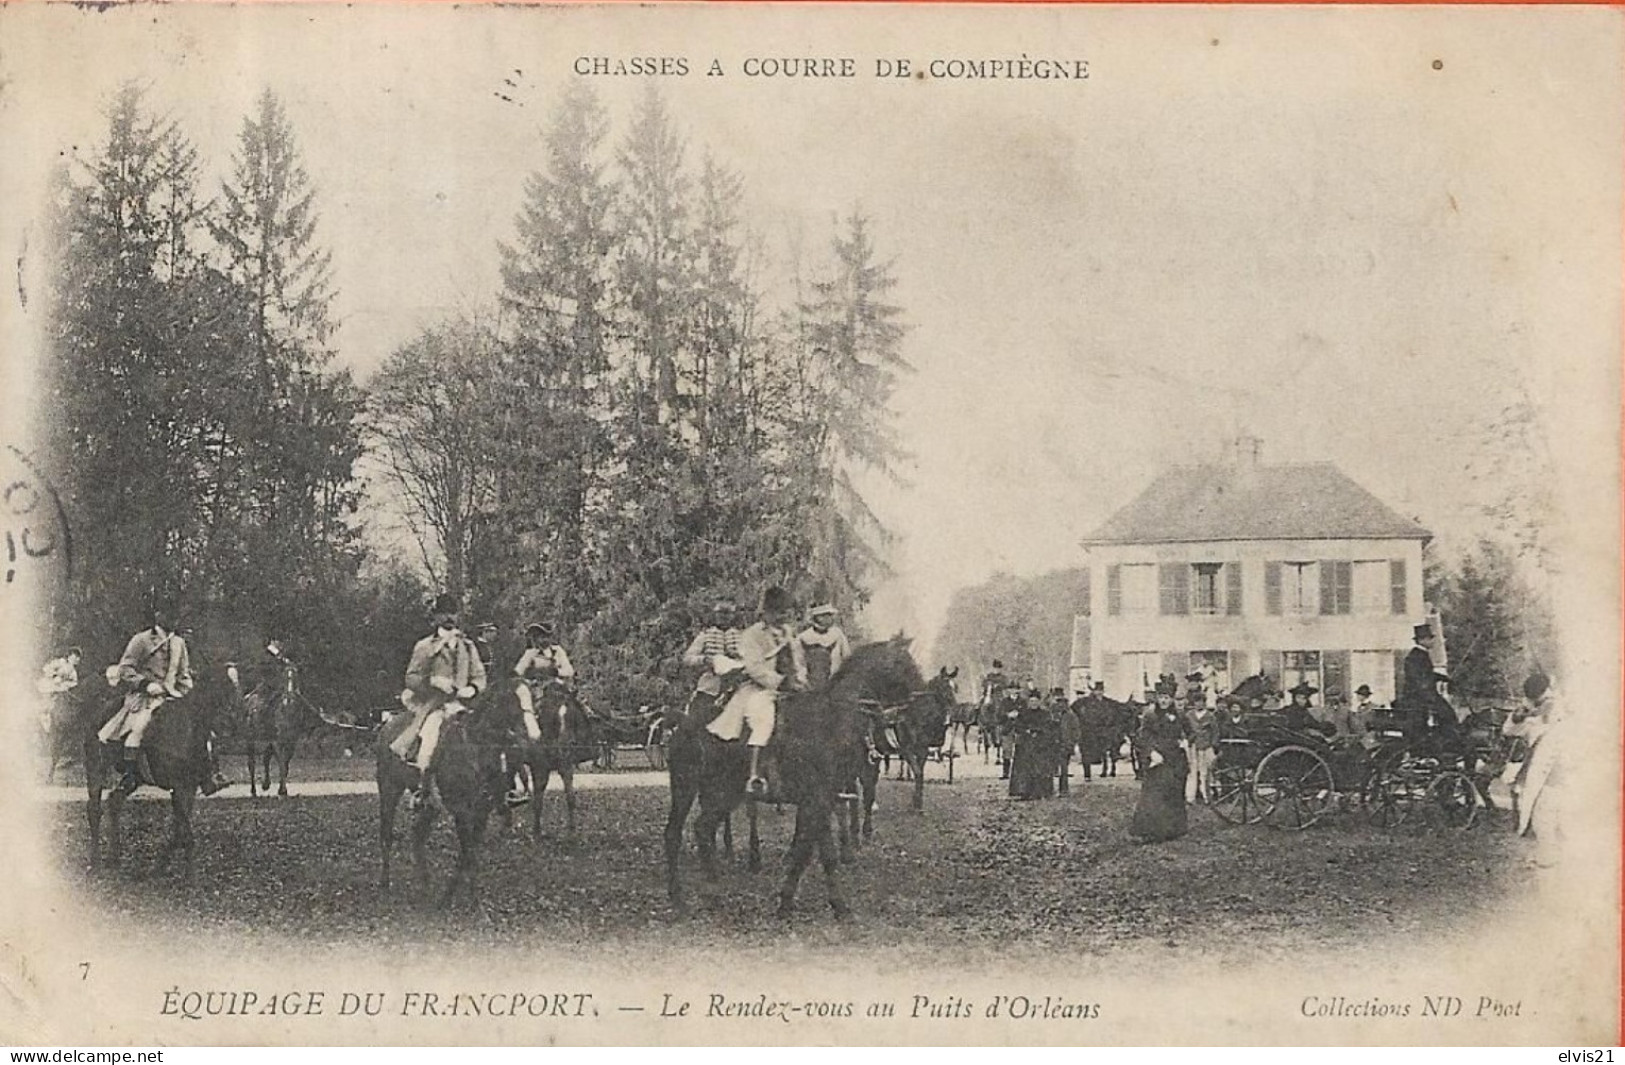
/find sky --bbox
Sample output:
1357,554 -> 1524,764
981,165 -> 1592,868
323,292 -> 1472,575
1,3 -> 1619,658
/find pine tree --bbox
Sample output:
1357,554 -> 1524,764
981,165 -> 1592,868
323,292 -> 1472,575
785,209 -> 912,614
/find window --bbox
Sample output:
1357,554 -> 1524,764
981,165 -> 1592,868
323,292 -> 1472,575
1282,650 -> 1321,700
1319,560 -> 1352,615
1120,563 -> 1157,615
1351,651 -> 1395,706
1159,563 -> 1190,616
1192,563 -> 1223,615
1352,560 -> 1389,615
1283,562 -> 1318,615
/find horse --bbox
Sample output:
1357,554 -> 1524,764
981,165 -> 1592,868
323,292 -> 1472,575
868,669 -> 956,814
497,680 -> 599,838
1076,693 -> 1138,780
81,683 -> 215,875
975,696 -> 1004,763
241,650 -> 318,797
664,636 -> 925,918
376,701 -> 507,906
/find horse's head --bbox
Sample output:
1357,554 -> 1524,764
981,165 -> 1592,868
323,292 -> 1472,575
832,635 -> 924,707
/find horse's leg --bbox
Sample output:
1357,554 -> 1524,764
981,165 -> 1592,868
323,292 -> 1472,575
815,806 -> 850,919
722,811 -> 734,859
85,763 -> 103,871
747,798 -> 760,873
260,744 -> 273,793
664,764 -> 700,907
775,808 -> 819,918
106,788 -> 125,869
560,765 -> 577,838
539,760 -> 559,845
276,737 -> 293,797
379,771 -> 404,892
170,789 -> 198,879
441,810 -> 479,910
836,793 -> 853,861
411,800 -> 437,897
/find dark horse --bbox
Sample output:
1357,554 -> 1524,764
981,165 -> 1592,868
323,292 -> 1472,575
497,680 -> 598,838
81,682 -> 215,874
868,667 -> 956,814
664,636 -> 925,917
376,703 -> 507,906
1076,693 -> 1139,780
241,649 -> 317,797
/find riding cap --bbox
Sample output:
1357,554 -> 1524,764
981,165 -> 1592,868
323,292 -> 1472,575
1522,672 -> 1551,702
431,593 -> 461,618
1288,682 -> 1319,698
1355,684 -> 1373,697
527,621 -> 555,640
760,586 -> 794,613
809,603 -> 837,619
1413,623 -> 1435,641
65,646 -> 83,658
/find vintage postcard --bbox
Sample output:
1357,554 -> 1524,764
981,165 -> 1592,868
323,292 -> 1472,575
0,1 -> 1619,1047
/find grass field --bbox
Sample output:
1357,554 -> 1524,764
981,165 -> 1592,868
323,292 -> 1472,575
50,769 -> 1534,967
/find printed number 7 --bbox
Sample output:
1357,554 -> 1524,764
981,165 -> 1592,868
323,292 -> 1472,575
78,962 -> 89,981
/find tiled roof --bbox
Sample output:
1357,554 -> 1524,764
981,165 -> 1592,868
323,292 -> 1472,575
1082,462 -> 1431,545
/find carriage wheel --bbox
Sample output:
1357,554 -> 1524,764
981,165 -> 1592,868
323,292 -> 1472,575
1253,746 -> 1335,830
1423,770 -> 1480,831
1208,760 -> 1265,825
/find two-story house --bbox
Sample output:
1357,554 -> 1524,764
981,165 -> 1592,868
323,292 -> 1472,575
1077,438 -> 1431,706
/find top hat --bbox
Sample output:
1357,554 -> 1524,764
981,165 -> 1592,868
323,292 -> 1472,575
1413,623 -> 1435,641
1154,679 -> 1178,697
431,593 -> 461,618
761,586 -> 794,613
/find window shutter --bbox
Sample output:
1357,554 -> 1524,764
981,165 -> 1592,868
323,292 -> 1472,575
1390,559 -> 1407,615
1162,651 -> 1189,684
1107,564 -> 1122,616
1260,649 -> 1283,691
1159,564 -> 1189,616
1265,561 -> 1282,615
1323,650 -> 1350,700
1319,561 -> 1353,615
1225,561 -> 1243,615
1230,649 -> 1252,681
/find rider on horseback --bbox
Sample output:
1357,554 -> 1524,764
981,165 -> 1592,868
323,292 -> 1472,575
681,598 -> 744,707
97,605 -> 193,793
797,604 -> 851,689
390,593 -> 488,809
704,586 -> 807,796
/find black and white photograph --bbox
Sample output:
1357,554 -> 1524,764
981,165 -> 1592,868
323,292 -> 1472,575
0,2 -> 1619,1046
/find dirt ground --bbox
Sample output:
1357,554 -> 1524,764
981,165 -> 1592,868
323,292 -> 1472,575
47,767 -> 1535,968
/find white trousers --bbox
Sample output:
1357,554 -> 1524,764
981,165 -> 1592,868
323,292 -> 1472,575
706,686 -> 776,747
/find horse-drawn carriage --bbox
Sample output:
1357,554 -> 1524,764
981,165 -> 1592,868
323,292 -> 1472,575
1209,704 -> 1499,831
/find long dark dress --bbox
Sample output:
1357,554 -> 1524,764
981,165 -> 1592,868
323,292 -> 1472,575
1129,707 -> 1189,841
1007,705 -> 1057,799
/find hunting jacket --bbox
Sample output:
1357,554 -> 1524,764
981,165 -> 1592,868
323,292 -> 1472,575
117,628 -> 193,700
402,630 -> 488,716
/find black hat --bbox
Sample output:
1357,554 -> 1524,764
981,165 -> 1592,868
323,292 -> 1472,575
1288,682 -> 1318,698
1090,680 -> 1105,691
1355,684 -> 1373,697
431,593 -> 461,618
992,659 -> 1005,670
526,621 -> 554,640
1185,670 -> 1206,683
761,586 -> 793,613
1154,679 -> 1178,697
1413,623 -> 1435,641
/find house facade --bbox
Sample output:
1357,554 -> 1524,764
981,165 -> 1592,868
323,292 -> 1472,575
1078,440 -> 1430,706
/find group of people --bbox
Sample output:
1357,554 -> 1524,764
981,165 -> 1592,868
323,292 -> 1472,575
681,588 -> 853,795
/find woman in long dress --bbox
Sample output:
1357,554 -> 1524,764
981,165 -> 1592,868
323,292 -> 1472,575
1007,693 -> 1057,800
1130,680 -> 1189,841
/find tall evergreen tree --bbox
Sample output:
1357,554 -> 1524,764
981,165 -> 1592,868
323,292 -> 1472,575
496,81 -> 619,630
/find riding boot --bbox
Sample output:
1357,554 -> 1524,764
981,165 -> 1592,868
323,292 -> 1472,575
747,747 -> 767,795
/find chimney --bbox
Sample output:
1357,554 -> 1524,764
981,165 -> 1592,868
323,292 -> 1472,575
1229,434 -> 1263,467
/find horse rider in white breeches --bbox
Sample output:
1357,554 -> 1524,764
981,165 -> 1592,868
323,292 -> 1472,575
97,607 -> 193,791
705,586 -> 807,795
391,593 -> 487,807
